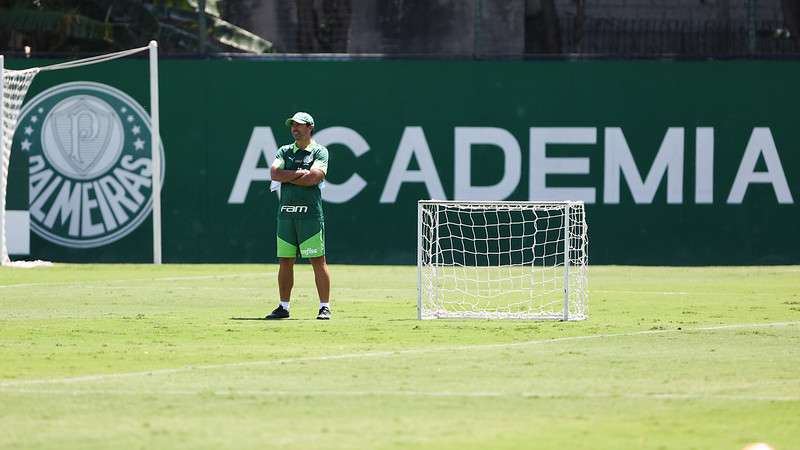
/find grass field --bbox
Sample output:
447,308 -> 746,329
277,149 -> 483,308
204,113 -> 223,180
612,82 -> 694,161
0,264 -> 798,450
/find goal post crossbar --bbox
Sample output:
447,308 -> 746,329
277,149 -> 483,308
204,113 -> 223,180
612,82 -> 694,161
0,41 -> 162,266
418,200 -> 582,206
38,45 -> 150,72
417,200 -> 588,321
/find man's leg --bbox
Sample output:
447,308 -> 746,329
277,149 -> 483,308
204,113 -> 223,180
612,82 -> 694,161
266,257 -> 294,320
298,220 -> 330,319
268,219 -> 299,319
265,257 -> 295,319
309,255 -> 331,319
309,256 -> 330,302
278,257 -> 295,301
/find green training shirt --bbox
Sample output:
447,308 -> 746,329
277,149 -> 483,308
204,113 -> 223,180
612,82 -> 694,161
272,140 -> 329,220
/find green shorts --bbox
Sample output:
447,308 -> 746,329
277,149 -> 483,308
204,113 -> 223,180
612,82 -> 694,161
277,218 -> 325,259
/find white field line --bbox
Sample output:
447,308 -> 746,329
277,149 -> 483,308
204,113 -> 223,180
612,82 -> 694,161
54,285 -> 263,291
0,273 -> 271,289
593,290 -> 690,296
1,388 -> 797,402
0,320 -> 797,388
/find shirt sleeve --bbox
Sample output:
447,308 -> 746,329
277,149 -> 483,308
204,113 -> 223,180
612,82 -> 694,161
272,148 -> 285,169
269,148 -> 284,192
311,146 -> 329,174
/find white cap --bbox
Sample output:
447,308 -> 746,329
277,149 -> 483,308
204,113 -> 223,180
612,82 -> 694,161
285,112 -> 314,127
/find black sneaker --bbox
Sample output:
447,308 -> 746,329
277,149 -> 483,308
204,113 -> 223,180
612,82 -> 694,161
316,305 -> 331,320
265,305 -> 290,320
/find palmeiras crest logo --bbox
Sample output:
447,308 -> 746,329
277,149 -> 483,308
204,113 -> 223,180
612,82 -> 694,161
15,82 -> 165,248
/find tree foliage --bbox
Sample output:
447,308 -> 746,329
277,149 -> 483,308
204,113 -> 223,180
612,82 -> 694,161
0,0 -> 272,54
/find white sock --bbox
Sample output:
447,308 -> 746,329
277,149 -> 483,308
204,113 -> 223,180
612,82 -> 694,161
280,301 -> 290,310
320,301 -> 329,309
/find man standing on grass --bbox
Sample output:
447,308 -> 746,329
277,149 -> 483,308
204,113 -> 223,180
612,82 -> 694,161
265,112 -> 331,320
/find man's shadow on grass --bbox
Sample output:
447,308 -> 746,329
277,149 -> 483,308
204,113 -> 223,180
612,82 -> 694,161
230,317 -> 319,321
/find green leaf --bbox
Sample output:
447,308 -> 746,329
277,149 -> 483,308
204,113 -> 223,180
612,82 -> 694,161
0,7 -> 125,42
186,0 -> 222,18
143,5 -> 273,53
209,16 -> 272,53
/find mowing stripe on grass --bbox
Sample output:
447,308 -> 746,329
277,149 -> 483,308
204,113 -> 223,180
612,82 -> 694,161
0,320 -> 797,388
0,272 -> 270,289
1,388 -> 797,402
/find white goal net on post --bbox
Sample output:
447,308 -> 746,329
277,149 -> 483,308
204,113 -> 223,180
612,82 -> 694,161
0,42 -> 162,266
417,200 -> 588,320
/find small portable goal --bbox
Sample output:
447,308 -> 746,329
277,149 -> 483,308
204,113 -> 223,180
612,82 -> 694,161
417,200 -> 588,321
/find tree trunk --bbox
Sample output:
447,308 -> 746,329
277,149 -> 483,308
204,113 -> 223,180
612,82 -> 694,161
525,0 -> 561,54
574,0 -> 585,52
782,0 -> 800,46
321,0 -> 351,52
295,0 -> 351,53
296,0 -> 319,52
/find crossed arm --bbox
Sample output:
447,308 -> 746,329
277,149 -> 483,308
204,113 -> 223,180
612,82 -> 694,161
270,166 -> 325,186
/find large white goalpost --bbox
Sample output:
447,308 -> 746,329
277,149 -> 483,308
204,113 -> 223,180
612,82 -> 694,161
417,200 -> 588,320
0,41 -> 162,266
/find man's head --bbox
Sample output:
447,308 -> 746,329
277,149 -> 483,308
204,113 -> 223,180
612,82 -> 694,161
286,112 -> 314,142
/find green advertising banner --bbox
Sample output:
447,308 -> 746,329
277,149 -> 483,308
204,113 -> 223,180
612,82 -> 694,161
5,58 -> 799,264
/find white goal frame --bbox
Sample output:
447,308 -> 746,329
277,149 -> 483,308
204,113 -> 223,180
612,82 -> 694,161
0,41 -> 162,266
417,200 -> 588,321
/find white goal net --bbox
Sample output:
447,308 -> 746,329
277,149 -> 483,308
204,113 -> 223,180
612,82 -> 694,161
0,63 -> 38,266
0,42 -> 162,266
417,200 -> 588,320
